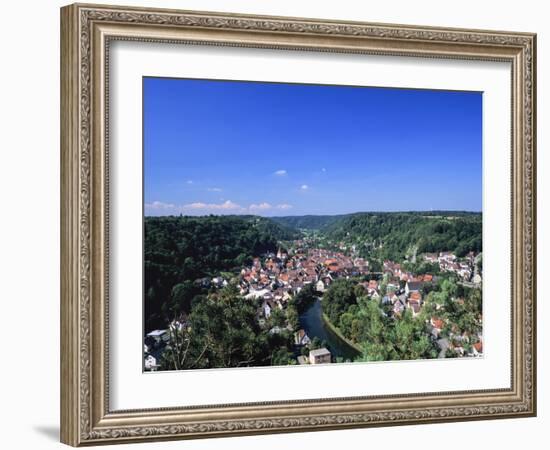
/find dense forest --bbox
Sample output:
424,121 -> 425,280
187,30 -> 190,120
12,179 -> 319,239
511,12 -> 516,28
144,215 -> 298,330
270,215 -> 343,231
323,212 -> 482,261
160,285 -> 296,370
272,211 -> 481,262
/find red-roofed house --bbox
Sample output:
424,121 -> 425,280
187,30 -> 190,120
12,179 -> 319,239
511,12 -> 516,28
473,341 -> 483,356
430,317 -> 445,337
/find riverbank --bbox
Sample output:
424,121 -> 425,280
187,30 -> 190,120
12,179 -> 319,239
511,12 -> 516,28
321,312 -> 363,354
299,298 -> 360,360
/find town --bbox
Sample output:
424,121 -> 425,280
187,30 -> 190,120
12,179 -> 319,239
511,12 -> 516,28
145,233 -> 483,371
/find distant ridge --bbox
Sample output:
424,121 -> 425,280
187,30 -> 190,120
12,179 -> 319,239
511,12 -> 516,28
269,211 -> 481,231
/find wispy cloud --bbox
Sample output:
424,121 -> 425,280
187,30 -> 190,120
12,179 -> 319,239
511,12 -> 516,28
300,184 -> 309,190
249,202 -> 272,211
207,187 -> 223,192
274,169 -> 287,176
185,200 -> 242,211
145,201 -> 176,210
249,203 -> 293,212
186,180 -> 193,185
145,200 -> 292,216
321,168 -> 326,173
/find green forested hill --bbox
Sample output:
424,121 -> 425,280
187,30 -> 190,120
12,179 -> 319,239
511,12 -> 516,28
323,211 -> 482,261
144,215 -> 298,330
270,215 -> 343,230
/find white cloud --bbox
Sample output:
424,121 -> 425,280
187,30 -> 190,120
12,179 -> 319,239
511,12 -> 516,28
207,187 -> 223,192
276,203 -> 292,210
186,180 -> 193,184
145,200 -> 180,216
274,169 -> 287,176
248,203 -> 293,214
184,200 -> 242,211
249,202 -> 272,211
145,200 -> 293,216
300,184 -> 309,190
145,201 -> 176,210
147,199 -> 246,215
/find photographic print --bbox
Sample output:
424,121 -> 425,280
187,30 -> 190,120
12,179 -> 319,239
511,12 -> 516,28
143,77 -> 483,372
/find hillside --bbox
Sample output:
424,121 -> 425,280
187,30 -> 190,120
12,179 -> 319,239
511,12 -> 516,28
144,215 -> 299,329
322,211 -> 482,261
269,215 -> 342,231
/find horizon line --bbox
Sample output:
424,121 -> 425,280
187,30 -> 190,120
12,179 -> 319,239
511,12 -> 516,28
144,209 -> 483,218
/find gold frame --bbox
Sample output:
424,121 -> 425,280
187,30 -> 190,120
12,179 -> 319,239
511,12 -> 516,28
60,3 -> 537,446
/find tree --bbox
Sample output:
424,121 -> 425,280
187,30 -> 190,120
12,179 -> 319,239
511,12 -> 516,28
338,312 -> 354,337
369,259 -> 382,272
322,279 -> 358,324
160,286 -> 288,370
285,304 -> 300,330
170,281 -> 195,315
445,348 -> 459,358
269,307 -> 286,328
310,337 -> 322,350
271,347 -> 296,366
159,325 -> 211,371
293,283 -> 317,313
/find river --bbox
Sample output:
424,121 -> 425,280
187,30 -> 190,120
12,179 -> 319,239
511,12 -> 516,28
299,298 -> 361,362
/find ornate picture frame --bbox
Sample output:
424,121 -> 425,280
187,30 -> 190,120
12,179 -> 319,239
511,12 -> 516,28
60,3 -> 536,446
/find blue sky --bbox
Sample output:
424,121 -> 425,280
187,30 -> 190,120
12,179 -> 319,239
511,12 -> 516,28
144,77 -> 482,216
